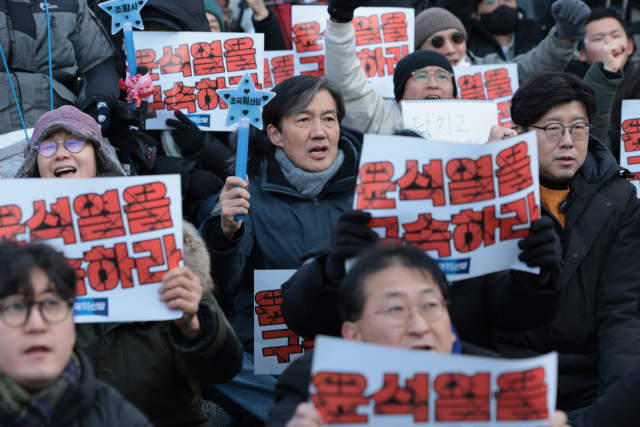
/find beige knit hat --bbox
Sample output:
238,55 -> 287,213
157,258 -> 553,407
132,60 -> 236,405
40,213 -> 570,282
414,7 -> 468,50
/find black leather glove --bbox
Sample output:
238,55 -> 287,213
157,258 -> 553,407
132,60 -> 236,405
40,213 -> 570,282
166,110 -> 204,157
328,0 -> 370,23
516,217 -> 561,286
326,210 -> 379,284
551,0 -> 591,41
188,168 -> 224,200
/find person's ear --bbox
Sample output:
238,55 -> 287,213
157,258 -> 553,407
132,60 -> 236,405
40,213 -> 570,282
628,38 -> 635,55
341,321 -> 362,341
514,124 -> 525,135
578,49 -> 587,63
267,124 -> 283,148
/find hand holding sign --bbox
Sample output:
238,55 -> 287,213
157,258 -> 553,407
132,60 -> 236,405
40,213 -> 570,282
287,403 -> 325,427
159,266 -> 203,338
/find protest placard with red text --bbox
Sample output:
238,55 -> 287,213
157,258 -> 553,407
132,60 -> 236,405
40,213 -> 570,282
263,50 -> 295,90
620,100 -> 640,193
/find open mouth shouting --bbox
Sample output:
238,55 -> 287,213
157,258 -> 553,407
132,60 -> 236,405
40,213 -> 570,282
53,166 -> 77,178
308,145 -> 329,160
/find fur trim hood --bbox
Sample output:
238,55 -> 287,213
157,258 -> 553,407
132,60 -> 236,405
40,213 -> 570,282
182,220 -> 214,292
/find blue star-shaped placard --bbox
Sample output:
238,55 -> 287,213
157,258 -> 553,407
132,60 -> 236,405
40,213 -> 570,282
216,73 -> 276,130
98,0 -> 148,34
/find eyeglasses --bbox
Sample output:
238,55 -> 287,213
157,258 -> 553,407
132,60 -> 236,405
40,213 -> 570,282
37,137 -> 86,158
374,298 -> 447,327
529,122 -> 593,141
412,69 -> 453,84
429,32 -> 465,49
0,295 -> 75,328
481,0 -> 515,6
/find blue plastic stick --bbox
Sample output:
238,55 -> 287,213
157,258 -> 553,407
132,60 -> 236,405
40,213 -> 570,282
44,0 -> 53,110
234,117 -> 250,221
123,23 -> 138,110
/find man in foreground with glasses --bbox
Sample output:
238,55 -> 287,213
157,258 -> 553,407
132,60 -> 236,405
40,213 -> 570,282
265,245 -> 569,427
0,241 -> 152,426
488,71 -> 640,420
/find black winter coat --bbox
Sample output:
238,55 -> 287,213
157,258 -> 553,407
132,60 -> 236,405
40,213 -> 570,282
45,348 -> 152,427
265,343 -> 499,427
281,241 -> 562,352
496,137 -> 640,412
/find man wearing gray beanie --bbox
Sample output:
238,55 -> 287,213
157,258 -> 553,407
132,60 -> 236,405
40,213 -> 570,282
414,1 -> 589,85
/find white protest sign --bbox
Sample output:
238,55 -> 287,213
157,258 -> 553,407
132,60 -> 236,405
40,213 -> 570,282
402,100 -> 498,144
354,133 -> 541,280
310,336 -> 558,426
620,100 -> 640,193
253,270 -> 314,375
453,63 -> 519,127
0,176 -> 183,323
291,6 -> 414,99
263,50 -> 295,90
133,31 -> 265,131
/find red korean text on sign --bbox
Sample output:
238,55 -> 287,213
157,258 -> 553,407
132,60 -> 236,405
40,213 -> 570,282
501,198 -> 530,240
224,38 -> 257,72
73,190 -> 126,242
148,85 -> 166,117
255,289 -> 284,326
484,68 -> 512,100
396,160 -> 445,205
191,41 -> 225,75
356,161 -> 396,209
311,372 -> 369,424
164,82 -> 196,113
0,205 -> 26,242
353,15 -> 381,46
66,257 -> 87,297
496,367 -> 549,421
403,214 -> 451,257
622,118 -> 640,172
434,372 -> 490,421
458,73 -> 486,100
123,182 -> 173,234
496,141 -> 533,197
451,207 -> 500,252
381,12 -> 408,43
367,216 -> 402,245
371,373 -> 429,422
498,101 -> 514,128
357,46 -> 409,78
271,55 -> 295,86
195,77 -> 228,110
300,55 -> 325,77
446,155 -> 496,205
26,198 -> 76,245
262,329 -> 314,363
292,22 -> 324,53
136,49 -> 159,81
159,44 -> 192,77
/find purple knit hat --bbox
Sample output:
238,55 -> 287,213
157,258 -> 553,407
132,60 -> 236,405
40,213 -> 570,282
15,106 -> 125,178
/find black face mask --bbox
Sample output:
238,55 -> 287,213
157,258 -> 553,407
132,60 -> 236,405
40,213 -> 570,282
480,5 -> 519,36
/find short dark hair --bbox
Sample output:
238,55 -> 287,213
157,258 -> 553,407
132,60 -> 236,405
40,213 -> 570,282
587,8 -> 628,38
338,245 -> 449,323
0,242 -> 76,301
511,72 -> 596,129
262,76 -> 345,132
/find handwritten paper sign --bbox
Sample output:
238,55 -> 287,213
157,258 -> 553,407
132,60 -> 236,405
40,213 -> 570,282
310,336 -> 558,426
453,63 -> 519,128
0,176 -> 183,323
620,100 -> 640,193
263,50 -> 295,90
402,100 -> 498,144
354,133 -> 541,280
99,0 -> 148,34
292,6 -> 414,99
253,270 -> 314,374
133,31 -> 265,131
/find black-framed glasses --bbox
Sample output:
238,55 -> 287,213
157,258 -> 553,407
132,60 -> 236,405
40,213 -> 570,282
374,298 -> 447,327
529,122 -> 593,141
0,295 -> 75,328
412,69 -> 453,84
429,32 -> 465,49
37,137 -> 86,158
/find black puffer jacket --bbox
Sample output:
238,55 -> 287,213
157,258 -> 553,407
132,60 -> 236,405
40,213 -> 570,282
497,137 -> 640,412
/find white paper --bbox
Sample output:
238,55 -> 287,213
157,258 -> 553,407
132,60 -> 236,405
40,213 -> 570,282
0,176 -> 184,323
132,31 -> 265,131
354,132 -> 541,280
310,336 -> 558,426
291,6 -> 414,99
263,50 -> 295,90
253,269 -> 314,375
453,63 -> 519,127
620,99 -> 640,194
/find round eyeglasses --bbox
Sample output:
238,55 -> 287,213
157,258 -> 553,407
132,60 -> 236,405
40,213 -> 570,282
412,69 -> 453,84
37,137 -> 86,158
429,32 -> 465,49
529,122 -> 593,141
0,295 -> 75,328
374,298 -> 447,327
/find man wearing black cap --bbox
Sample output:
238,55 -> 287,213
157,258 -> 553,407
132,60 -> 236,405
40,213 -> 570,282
325,0 -> 458,134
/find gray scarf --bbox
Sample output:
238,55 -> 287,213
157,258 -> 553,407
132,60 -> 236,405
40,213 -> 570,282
275,147 -> 345,199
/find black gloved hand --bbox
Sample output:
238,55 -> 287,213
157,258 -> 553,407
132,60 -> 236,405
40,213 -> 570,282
166,110 -> 204,157
188,168 -> 224,200
328,0 -> 370,23
326,210 -> 379,283
551,0 -> 591,41
517,216 -> 561,286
